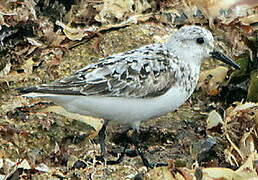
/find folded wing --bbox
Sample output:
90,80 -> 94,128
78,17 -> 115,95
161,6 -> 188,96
20,44 -> 178,98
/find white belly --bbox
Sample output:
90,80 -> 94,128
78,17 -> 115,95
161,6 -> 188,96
37,85 -> 190,126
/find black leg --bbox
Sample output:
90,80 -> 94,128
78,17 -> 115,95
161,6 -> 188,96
98,122 -> 167,167
130,129 -> 168,168
97,120 -> 127,165
98,119 -> 109,157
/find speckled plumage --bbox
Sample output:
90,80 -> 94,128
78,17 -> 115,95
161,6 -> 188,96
19,25 -> 238,128
25,45 -> 179,98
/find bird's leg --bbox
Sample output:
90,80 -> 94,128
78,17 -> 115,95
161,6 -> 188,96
97,119 -> 127,165
129,129 -> 152,168
98,122 -> 168,167
130,129 -> 168,168
98,119 -> 109,158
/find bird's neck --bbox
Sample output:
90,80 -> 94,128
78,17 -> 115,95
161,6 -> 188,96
165,40 -> 203,68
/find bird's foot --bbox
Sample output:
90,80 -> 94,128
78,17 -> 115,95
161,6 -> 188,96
135,145 -> 168,168
129,129 -> 168,168
96,145 -> 127,165
98,121 -> 168,168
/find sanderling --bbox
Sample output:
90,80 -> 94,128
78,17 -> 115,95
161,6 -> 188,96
18,25 -> 240,167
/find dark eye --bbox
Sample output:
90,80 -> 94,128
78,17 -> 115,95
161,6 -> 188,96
196,37 -> 204,44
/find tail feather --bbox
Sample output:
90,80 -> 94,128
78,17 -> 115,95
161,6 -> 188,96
16,86 -> 39,94
16,85 -> 83,96
16,86 -> 48,97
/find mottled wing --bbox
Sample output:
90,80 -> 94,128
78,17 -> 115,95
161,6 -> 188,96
22,44 -> 177,98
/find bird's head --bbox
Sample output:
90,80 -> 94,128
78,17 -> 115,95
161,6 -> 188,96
166,25 -> 240,69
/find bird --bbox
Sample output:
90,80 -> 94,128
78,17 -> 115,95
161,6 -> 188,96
18,25 -> 240,168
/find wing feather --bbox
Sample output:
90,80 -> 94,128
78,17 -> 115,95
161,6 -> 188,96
21,44 -> 178,98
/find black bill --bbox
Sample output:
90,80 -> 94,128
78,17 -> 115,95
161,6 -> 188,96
210,51 -> 240,70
